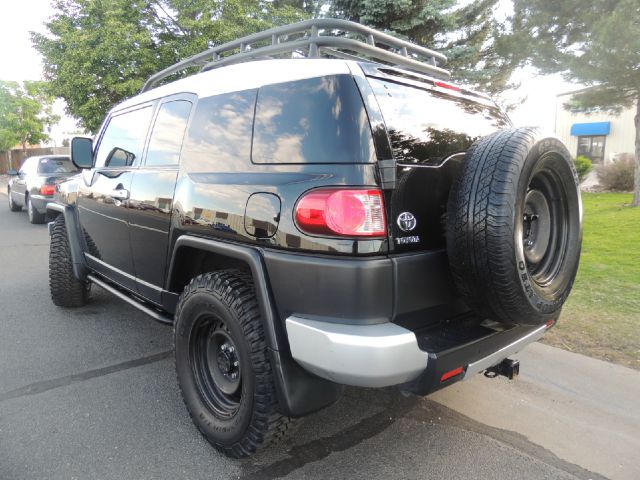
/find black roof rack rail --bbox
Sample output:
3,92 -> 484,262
141,18 -> 450,93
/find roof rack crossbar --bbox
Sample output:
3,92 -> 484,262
141,18 -> 450,92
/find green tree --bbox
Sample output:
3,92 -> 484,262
32,0 -> 309,132
508,0 -> 640,205
0,80 -> 59,153
329,0 -> 519,96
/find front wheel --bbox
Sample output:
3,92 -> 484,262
174,270 -> 290,458
49,215 -> 90,307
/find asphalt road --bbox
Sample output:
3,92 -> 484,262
1,192 -> 638,480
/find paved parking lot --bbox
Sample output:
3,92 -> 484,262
1,197 -> 638,480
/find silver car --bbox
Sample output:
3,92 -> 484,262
7,155 -> 78,224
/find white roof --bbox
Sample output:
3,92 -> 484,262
115,58 -> 353,112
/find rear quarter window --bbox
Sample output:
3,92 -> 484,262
369,78 -> 510,165
252,75 -> 376,164
181,90 -> 257,172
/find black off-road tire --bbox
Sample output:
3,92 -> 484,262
447,128 -> 582,326
8,188 -> 21,212
27,194 -> 45,224
174,270 -> 290,458
49,215 -> 90,307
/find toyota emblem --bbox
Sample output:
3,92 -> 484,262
397,212 -> 417,232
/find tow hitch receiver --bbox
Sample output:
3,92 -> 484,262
484,358 -> 520,380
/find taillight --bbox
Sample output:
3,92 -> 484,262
295,188 -> 386,237
40,185 -> 56,196
434,80 -> 462,92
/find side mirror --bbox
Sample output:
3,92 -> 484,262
7,169 -> 18,176
71,137 -> 94,169
105,147 -> 136,167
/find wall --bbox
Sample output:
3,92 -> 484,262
555,92 -> 636,164
0,147 -> 70,174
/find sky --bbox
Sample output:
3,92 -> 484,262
0,0 -> 583,145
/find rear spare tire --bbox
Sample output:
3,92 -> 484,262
446,127 -> 582,326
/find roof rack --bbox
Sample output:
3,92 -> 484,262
140,18 -> 450,93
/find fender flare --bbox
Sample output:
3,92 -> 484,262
167,235 -> 343,417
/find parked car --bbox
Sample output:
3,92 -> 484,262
46,19 -> 582,458
7,155 -> 78,224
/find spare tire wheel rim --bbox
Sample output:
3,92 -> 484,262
520,156 -> 570,291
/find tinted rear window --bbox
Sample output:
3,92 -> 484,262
37,157 -> 77,174
252,75 -> 375,164
369,78 -> 510,165
181,90 -> 257,172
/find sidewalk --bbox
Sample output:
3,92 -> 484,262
431,342 -> 640,480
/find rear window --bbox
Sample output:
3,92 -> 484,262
252,75 -> 375,164
37,157 -> 77,174
369,78 -> 510,165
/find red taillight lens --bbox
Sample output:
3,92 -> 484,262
434,80 -> 462,92
295,188 -> 386,237
40,185 -> 56,196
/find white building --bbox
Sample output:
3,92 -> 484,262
554,89 -> 636,164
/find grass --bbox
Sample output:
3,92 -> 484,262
542,192 -> 640,369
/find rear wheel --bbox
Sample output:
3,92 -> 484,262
446,128 -> 582,326
8,188 -> 21,212
174,270 -> 290,458
49,215 -> 90,307
27,194 -> 45,224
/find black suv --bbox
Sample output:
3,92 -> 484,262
47,20 -> 582,458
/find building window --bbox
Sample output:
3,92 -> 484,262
577,135 -> 606,163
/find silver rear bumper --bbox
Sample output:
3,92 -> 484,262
286,316 -> 547,388
286,316 -> 428,388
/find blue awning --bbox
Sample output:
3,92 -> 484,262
570,122 -> 611,136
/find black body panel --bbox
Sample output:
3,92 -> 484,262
128,167 -> 179,303
263,250 -> 394,325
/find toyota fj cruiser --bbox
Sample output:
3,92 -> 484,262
47,19 -> 582,458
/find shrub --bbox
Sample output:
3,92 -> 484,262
574,155 -> 593,182
597,156 -> 636,191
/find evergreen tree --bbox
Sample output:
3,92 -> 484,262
329,0 -> 519,96
508,0 -> 640,205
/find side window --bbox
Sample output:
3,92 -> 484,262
252,75 -> 376,164
180,90 -> 256,172
146,100 -> 192,167
95,106 -> 153,168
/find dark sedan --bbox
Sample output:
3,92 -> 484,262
7,155 -> 79,224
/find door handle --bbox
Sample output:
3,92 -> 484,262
111,188 -> 130,200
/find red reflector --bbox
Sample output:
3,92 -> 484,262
546,319 -> 556,328
434,81 -> 462,92
40,185 -> 56,196
440,366 -> 465,382
295,188 -> 386,237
